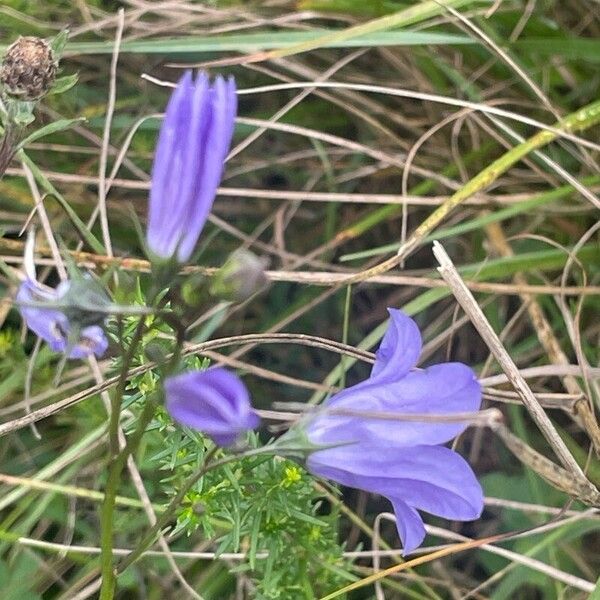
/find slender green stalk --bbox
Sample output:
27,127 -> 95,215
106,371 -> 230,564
98,276 -> 192,598
41,0 -> 474,58
98,315 -> 149,600
0,122 -> 21,179
228,0 -> 474,66
98,398 -> 160,597
401,98 -> 600,259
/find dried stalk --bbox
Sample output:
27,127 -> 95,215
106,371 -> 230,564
484,223 -> 600,454
433,241 -> 599,503
493,422 -> 600,506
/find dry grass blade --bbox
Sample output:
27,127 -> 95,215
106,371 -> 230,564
0,333 -> 374,436
3,238 -> 600,297
338,98 -> 600,285
493,422 -> 600,506
433,241 -> 599,502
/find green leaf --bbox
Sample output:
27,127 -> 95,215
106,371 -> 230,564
11,100 -> 35,126
339,176 -> 600,262
52,30 -> 475,56
514,38 -> 600,62
0,557 -> 43,600
48,73 -> 78,95
49,28 -> 69,59
18,117 -> 85,148
248,508 -> 262,570
16,150 -> 105,254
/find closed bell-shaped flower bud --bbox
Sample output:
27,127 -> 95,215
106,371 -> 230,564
146,71 -> 237,264
209,249 -> 269,303
165,367 -> 260,447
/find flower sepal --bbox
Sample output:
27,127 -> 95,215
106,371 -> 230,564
274,424 -> 354,462
149,254 -> 182,294
180,274 -> 209,309
57,274 -> 112,327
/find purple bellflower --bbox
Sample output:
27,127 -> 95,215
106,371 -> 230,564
17,278 -> 108,359
165,367 -> 260,447
304,309 -> 483,554
146,71 -> 237,263
16,233 -> 108,359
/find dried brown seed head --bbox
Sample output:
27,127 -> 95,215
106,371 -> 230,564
0,36 -> 57,101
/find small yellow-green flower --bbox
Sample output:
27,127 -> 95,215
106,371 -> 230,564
282,465 -> 302,488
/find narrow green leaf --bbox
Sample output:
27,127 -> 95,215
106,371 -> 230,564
52,30 -> 475,56
48,73 -> 78,96
340,177 -> 600,262
49,29 -> 69,59
17,150 -> 105,254
514,38 -> 600,62
18,117 -> 85,148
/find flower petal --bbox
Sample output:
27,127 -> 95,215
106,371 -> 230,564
308,362 -> 480,448
68,325 -> 109,359
389,497 -> 426,555
166,371 -> 237,426
177,74 -> 236,262
165,368 -> 259,446
147,71 -> 194,259
146,72 -> 237,263
17,278 -> 109,358
307,444 -> 483,521
370,309 -> 422,382
171,72 -> 211,261
17,279 -> 69,351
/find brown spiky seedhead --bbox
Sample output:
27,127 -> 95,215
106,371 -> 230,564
0,36 -> 56,101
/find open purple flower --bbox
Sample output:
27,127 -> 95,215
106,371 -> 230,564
146,71 -> 237,263
304,309 -> 483,554
165,367 -> 260,447
17,278 -> 108,359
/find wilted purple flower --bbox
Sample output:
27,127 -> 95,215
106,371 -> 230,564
17,278 -> 108,358
304,309 -> 483,554
146,71 -> 237,263
165,367 -> 260,447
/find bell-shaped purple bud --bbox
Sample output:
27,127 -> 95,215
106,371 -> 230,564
146,71 -> 237,263
165,367 -> 259,447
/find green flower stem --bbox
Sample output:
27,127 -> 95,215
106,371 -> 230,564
99,314 -> 149,600
0,121 -> 21,179
98,284 -> 188,599
98,397 -> 159,596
